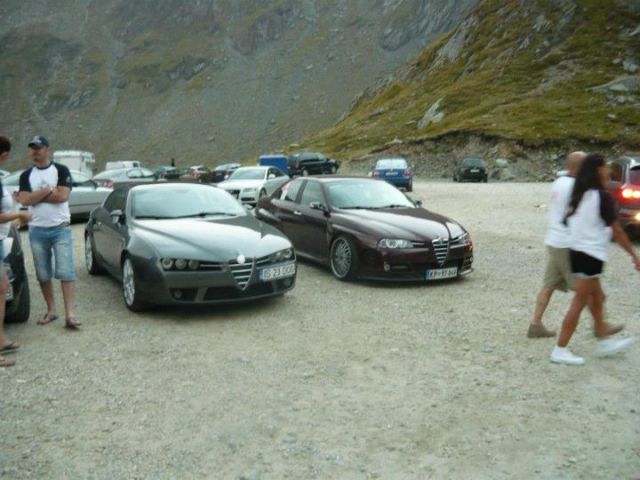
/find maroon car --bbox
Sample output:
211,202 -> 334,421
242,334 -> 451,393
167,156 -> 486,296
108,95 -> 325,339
255,176 -> 474,281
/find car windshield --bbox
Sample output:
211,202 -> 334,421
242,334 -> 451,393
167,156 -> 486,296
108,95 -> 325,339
462,158 -> 485,168
94,169 -> 125,180
229,168 -> 265,180
376,159 -> 407,169
630,167 -> 640,186
327,180 -> 415,209
132,185 -> 246,219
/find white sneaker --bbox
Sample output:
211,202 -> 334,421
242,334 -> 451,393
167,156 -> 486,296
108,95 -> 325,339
598,337 -> 632,357
550,346 -> 585,365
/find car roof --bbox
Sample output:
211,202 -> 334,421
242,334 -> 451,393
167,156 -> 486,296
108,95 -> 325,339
129,182 -> 215,193
296,175 -> 379,184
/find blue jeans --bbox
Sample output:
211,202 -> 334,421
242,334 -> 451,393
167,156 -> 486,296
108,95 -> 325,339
29,225 -> 76,282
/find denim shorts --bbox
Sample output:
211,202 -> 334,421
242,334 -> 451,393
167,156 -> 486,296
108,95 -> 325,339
29,225 -> 76,282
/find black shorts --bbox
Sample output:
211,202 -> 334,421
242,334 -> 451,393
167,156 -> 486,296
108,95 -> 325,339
569,250 -> 604,278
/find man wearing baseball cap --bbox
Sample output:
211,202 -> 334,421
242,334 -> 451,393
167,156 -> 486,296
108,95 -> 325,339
18,136 -> 80,329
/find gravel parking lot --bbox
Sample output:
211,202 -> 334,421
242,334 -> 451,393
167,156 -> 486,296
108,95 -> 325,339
1,181 -> 638,480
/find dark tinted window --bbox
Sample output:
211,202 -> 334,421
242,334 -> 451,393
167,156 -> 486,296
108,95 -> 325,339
462,158 -> 485,168
630,167 -> 640,186
280,179 -> 304,202
300,181 -> 325,206
103,189 -> 128,212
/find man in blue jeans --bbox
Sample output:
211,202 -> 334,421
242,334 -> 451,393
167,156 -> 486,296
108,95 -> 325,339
18,136 -> 80,329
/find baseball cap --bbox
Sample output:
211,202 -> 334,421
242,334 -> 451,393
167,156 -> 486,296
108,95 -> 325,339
27,135 -> 49,148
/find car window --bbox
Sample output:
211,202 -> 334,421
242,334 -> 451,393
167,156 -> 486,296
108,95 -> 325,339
229,168 -> 266,180
629,166 -> 640,186
462,158 -> 485,168
327,180 -> 415,209
103,189 -> 127,212
280,179 -> 304,202
300,181 -> 325,207
609,162 -> 624,183
269,168 -> 284,178
72,172 -> 93,187
376,159 -> 407,169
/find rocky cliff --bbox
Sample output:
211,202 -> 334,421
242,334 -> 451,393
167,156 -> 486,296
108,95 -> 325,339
0,0 -> 477,167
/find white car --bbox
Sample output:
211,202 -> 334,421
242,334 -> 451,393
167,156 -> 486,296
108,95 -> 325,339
218,166 -> 289,206
4,169 -> 112,219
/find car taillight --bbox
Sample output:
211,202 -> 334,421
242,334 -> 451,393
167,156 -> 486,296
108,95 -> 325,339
103,180 -> 114,188
621,186 -> 640,200
294,163 -> 300,169
372,171 -> 380,177
404,169 -> 411,176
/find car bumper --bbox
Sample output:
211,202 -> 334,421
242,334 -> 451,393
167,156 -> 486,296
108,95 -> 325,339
619,207 -> 640,226
459,172 -> 486,181
356,245 -> 473,282
131,256 -> 296,305
382,177 -> 412,187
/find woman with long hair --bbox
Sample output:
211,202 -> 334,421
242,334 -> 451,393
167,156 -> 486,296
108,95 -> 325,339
551,153 -> 640,365
0,136 -> 31,367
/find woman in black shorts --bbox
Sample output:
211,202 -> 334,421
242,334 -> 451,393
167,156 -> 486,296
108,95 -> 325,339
551,153 -> 640,365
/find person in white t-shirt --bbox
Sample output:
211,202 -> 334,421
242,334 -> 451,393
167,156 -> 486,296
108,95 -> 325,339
528,152 -> 586,338
17,136 -> 80,330
551,153 -> 640,365
0,136 -> 31,367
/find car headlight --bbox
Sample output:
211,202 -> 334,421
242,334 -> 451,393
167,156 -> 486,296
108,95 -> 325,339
378,239 -> 413,249
174,259 -> 188,270
451,232 -> 471,246
161,258 -> 174,270
271,248 -> 295,263
160,258 -> 200,271
242,188 -> 257,194
188,260 -> 200,270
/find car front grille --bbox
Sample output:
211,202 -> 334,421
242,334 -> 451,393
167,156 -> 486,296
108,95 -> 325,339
432,238 -> 449,266
229,261 -> 254,290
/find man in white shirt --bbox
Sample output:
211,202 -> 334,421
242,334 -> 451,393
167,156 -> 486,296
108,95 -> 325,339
528,152 -> 586,338
18,136 -> 80,329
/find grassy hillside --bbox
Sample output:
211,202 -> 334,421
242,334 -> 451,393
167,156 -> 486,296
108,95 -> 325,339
300,0 -> 640,162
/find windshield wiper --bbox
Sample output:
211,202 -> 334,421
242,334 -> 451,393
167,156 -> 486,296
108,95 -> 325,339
377,204 -> 413,209
134,215 -> 173,220
173,212 -> 238,218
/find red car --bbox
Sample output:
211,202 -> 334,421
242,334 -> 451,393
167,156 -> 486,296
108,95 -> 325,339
608,155 -> 640,235
255,176 -> 473,282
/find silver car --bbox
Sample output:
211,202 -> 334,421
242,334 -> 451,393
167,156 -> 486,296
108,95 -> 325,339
4,169 -> 112,219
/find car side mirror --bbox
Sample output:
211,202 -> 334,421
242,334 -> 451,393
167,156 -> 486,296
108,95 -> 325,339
268,174 -> 276,180
111,209 -> 125,224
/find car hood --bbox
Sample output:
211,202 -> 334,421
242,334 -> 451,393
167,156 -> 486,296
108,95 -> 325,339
218,179 -> 264,189
333,207 -> 466,241
131,215 -> 291,262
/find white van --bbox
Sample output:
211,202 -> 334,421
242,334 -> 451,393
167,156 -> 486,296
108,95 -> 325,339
105,160 -> 142,171
53,150 -> 96,176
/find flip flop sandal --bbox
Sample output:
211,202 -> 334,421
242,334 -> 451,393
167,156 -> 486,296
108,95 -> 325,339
0,342 -> 20,354
0,357 -> 16,367
37,313 -> 59,325
64,318 -> 82,330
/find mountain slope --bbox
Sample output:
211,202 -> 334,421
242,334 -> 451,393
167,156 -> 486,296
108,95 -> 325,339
300,0 -> 640,174
0,0 -> 478,167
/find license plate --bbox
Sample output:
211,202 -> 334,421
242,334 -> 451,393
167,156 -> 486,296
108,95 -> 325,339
259,262 -> 296,281
385,172 -> 396,176
6,283 -> 13,301
470,169 -> 480,173
425,267 -> 458,281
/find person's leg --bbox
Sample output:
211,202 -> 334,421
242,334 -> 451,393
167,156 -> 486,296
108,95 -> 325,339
52,226 -> 78,326
29,228 -> 57,321
557,278 -> 597,347
528,287 -> 556,337
529,247 -> 565,337
588,285 -> 624,337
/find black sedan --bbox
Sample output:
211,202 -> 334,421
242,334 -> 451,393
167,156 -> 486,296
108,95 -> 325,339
85,183 -> 297,311
453,157 -> 489,182
4,226 -> 30,323
255,177 -> 473,282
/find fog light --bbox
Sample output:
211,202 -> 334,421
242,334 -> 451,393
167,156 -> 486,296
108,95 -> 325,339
384,263 -> 391,272
174,290 -> 183,299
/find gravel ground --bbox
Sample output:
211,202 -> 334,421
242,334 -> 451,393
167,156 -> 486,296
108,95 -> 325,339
1,181 -> 639,480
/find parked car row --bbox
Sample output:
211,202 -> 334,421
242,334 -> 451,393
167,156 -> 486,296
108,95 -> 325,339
608,154 -> 640,235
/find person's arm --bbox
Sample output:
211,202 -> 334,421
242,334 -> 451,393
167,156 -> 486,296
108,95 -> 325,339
612,221 -> 640,270
41,186 -> 70,204
0,211 -> 31,224
17,188 -> 52,206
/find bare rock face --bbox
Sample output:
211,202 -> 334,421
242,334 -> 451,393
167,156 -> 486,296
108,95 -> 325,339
0,0 -> 478,165
417,98 -> 445,130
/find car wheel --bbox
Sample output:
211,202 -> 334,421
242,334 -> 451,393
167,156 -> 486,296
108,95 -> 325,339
5,281 -> 30,324
406,182 -> 413,192
453,175 -> 458,182
85,234 -> 105,275
122,256 -> 146,312
330,166 -> 337,174
484,176 -> 488,183
330,235 -> 359,281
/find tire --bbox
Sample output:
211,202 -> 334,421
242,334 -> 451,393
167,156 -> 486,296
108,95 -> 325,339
453,175 -> 458,182
483,176 -> 488,183
406,182 -> 413,192
122,256 -> 147,312
85,233 -> 105,275
330,235 -> 359,281
5,280 -> 30,324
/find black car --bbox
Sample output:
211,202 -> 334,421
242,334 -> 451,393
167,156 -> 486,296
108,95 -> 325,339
4,226 -> 30,323
85,183 -> 297,311
454,157 -> 489,183
287,152 -> 339,177
213,163 -> 241,183
608,155 -> 640,235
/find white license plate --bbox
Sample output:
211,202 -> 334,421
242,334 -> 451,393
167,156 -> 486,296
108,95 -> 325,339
259,262 -> 296,281
470,169 -> 480,173
385,172 -> 396,176
425,267 -> 458,281
6,283 -> 13,301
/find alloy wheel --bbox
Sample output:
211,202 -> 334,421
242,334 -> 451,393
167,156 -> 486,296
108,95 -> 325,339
331,238 -> 352,278
122,259 -> 136,307
85,236 -> 93,272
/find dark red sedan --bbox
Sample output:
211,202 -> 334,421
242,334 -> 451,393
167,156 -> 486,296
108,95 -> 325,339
255,176 -> 474,281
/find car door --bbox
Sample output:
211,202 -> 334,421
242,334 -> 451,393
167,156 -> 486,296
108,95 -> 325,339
290,180 -> 330,260
93,188 -> 128,270
268,179 -> 305,239
70,172 -> 104,215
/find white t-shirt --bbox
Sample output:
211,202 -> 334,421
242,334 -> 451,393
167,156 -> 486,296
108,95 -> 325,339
0,184 -> 15,240
19,163 -> 73,228
568,189 -> 617,262
545,176 -> 575,249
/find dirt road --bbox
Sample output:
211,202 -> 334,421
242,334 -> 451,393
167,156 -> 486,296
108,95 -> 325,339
1,182 -> 638,479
